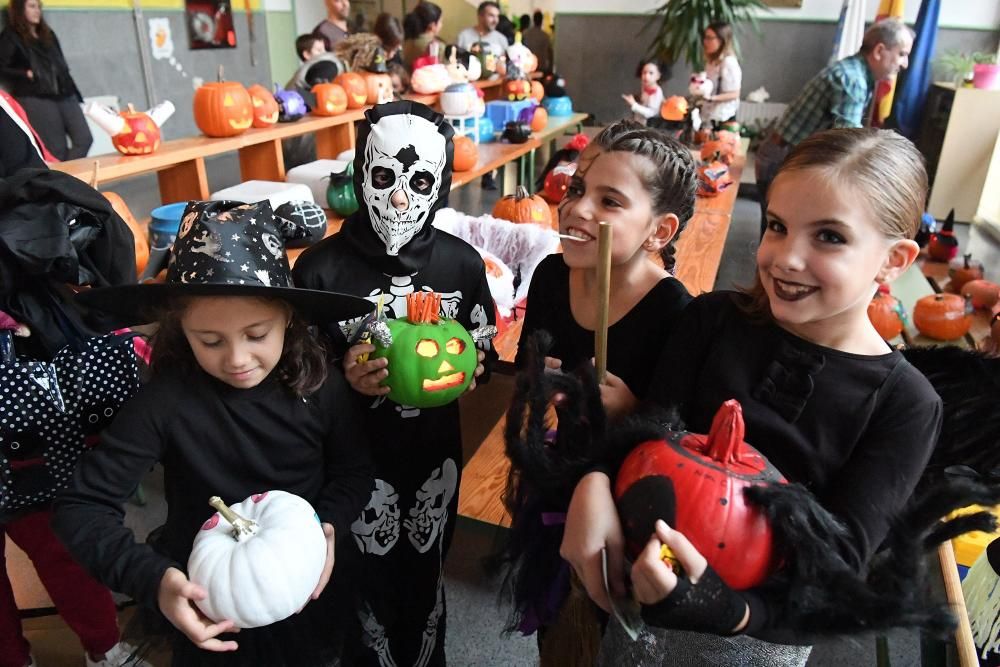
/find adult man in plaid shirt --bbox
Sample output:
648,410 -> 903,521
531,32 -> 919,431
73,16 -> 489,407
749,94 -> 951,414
755,18 -> 913,231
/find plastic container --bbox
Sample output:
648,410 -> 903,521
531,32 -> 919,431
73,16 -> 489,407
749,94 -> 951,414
972,63 -> 1000,90
145,201 -> 188,280
484,100 -> 535,131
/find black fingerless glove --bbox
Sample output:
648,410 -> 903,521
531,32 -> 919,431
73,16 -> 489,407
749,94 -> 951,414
640,565 -> 748,635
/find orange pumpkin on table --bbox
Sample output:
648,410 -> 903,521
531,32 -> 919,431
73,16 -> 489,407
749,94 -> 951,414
335,73 -> 369,109
361,72 -> 393,105
104,192 -> 149,275
247,84 -> 279,128
312,83 -> 348,116
193,69 -> 253,137
948,254 -> 984,292
660,96 -> 688,122
913,293 -> 973,341
530,80 -> 544,102
529,106 -> 548,132
961,280 -> 1000,310
867,289 -> 906,340
492,186 -> 553,229
452,135 -> 478,172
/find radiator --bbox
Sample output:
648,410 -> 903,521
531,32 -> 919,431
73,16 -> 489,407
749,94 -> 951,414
736,102 -> 788,128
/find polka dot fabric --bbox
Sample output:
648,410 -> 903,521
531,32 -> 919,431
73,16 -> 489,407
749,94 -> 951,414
0,332 -> 139,518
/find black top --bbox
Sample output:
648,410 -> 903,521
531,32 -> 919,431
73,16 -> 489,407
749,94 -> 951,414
646,291 -> 942,572
516,254 -> 693,399
52,368 -> 375,609
0,28 -> 79,100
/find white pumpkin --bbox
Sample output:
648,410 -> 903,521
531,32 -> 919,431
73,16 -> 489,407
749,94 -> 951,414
187,491 -> 327,629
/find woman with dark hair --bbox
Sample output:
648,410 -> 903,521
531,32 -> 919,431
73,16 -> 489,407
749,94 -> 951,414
401,2 -> 444,68
0,0 -> 91,160
372,12 -> 404,64
701,22 -> 742,124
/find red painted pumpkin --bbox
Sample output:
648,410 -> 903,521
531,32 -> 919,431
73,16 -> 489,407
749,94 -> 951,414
452,135 -> 478,172
111,105 -> 161,155
614,400 -> 786,590
867,290 -> 906,340
913,293 -> 973,341
335,73 -> 368,109
193,72 -> 253,137
961,280 -> 1000,310
247,84 -> 279,128
492,186 -> 553,228
542,162 -> 576,204
948,254 -> 984,292
312,83 -> 348,116
362,72 -> 393,105
927,211 -> 958,262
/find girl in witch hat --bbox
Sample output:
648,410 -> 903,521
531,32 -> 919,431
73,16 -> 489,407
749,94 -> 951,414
52,199 -> 376,667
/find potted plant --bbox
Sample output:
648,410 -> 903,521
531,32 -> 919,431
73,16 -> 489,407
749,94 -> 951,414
644,0 -> 768,69
936,50 -> 978,87
972,52 -> 1000,90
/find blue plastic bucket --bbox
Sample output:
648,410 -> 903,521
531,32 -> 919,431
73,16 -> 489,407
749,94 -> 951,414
149,202 -> 188,251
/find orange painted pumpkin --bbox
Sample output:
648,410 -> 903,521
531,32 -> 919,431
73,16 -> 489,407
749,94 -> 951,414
660,96 -> 688,121
312,83 -> 348,116
913,293 -> 973,341
335,73 -> 369,109
867,290 -> 905,340
247,84 -> 279,128
103,191 -> 149,274
961,280 -> 1000,310
111,105 -> 161,155
530,80 -> 544,102
948,254 -> 984,292
193,72 -> 253,137
492,185 -> 552,228
361,72 -> 393,105
452,135 -> 478,172
530,106 -> 548,132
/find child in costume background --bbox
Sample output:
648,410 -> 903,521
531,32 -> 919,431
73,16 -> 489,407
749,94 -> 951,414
292,101 -> 497,667
53,200 -> 376,667
560,128 -> 942,666
622,59 -> 665,126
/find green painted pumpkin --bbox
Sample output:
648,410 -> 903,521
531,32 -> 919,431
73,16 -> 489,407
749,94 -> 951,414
371,292 -> 477,408
326,163 -> 358,216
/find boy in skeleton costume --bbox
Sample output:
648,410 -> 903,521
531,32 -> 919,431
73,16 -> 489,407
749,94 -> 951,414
293,101 -> 496,666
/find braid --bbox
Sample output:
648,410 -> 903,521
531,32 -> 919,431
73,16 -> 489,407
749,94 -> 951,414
605,128 -> 698,273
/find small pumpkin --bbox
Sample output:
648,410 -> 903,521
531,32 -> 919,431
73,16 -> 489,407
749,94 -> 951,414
326,164 -> 358,216
867,290 -> 906,340
311,82 -> 348,116
614,400 -> 786,590
530,80 -> 545,102
187,492 -> 327,629
660,96 -> 689,122
492,186 -> 552,228
103,191 -> 149,274
361,72 -> 393,105
927,209 -> 958,262
697,161 -> 733,197
335,73 -> 369,109
110,104 -> 161,155
961,280 -> 1000,310
452,135 -> 478,172
370,292 -> 479,408
913,293 -> 973,341
542,163 -> 576,204
193,68 -> 253,137
247,84 -> 279,128
948,254 -> 984,292
529,106 -> 548,132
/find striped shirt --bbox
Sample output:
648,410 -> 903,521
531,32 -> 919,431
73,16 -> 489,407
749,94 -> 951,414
775,54 -> 875,146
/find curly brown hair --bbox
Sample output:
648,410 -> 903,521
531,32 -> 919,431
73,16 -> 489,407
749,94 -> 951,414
149,296 -> 329,397
7,0 -> 54,44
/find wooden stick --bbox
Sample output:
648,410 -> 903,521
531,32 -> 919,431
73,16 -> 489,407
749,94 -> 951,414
938,542 -> 980,667
595,221 -> 612,383
89,160 -> 99,189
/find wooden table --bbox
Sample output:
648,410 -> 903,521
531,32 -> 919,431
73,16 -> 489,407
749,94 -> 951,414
458,154 -> 745,527
52,109 -> 367,204
450,138 -> 540,196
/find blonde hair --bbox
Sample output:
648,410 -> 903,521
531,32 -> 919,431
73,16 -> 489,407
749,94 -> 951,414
741,128 -> 927,317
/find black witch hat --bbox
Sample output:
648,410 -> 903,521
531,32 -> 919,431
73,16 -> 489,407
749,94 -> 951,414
77,199 -> 373,326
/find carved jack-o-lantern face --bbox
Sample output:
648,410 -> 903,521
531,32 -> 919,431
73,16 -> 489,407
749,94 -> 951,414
335,73 -> 369,109
362,73 -> 394,105
312,82 -> 348,116
112,111 -> 161,155
370,293 -> 477,408
247,84 -> 279,128
194,80 -> 254,137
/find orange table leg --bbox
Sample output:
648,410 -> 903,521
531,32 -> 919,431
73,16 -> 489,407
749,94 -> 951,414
157,158 -> 209,204
316,121 -> 357,159
239,139 -> 286,182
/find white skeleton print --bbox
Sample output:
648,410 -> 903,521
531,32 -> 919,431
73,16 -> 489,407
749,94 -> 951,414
359,603 -> 397,667
415,570 -> 446,667
405,459 -> 458,554
352,479 -> 401,556
362,114 -> 446,256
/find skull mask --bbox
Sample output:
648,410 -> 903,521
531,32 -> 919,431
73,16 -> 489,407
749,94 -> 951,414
362,113 -> 446,256
351,478 -> 401,556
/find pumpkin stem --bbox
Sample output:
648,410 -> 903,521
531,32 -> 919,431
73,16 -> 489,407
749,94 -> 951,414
127,103 -> 136,114
706,399 -> 746,465
515,185 -> 530,201
217,65 -> 225,83
964,253 -> 972,269
208,496 -> 260,542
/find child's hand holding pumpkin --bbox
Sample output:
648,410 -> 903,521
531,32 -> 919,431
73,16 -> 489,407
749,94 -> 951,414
463,350 -> 487,394
158,567 -> 239,652
310,523 -> 336,600
343,343 -> 391,397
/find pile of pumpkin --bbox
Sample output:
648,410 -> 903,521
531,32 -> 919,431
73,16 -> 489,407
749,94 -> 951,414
696,129 -> 738,198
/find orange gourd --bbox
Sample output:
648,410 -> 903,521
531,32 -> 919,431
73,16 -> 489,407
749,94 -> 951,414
452,136 -> 478,172
492,186 -> 552,228
961,280 -> 1000,310
193,69 -> 253,137
948,254 -> 984,292
660,96 -> 688,121
867,291 -> 905,340
913,293 -> 973,341
103,192 -> 149,274
530,106 -> 548,132
312,83 -> 348,116
247,84 -> 279,128
335,73 -> 369,109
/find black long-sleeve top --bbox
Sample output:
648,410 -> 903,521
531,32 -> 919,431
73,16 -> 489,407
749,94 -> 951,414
645,291 -> 942,637
52,367 -> 375,609
516,254 -> 693,399
0,28 -> 79,100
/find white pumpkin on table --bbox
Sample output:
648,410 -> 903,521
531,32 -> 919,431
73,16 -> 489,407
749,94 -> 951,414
187,491 -> 328,629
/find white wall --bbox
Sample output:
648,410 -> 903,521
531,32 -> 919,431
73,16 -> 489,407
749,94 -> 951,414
549,0 -> 1000,31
